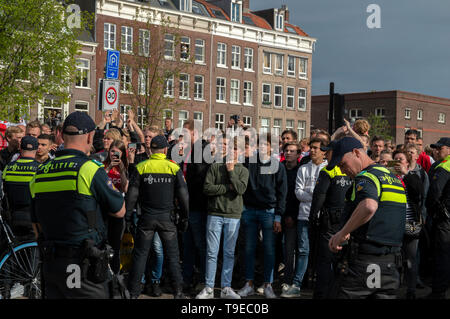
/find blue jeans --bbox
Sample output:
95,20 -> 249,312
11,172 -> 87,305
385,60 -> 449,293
205,215 -> 240,288
293,220 -> 310,287
150,232 -> 164,283
241,208 -> 276,283
182,210 -> 207,285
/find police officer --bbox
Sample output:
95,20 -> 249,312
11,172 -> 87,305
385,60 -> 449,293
309,141 -> 352,299
425,137 -> 450,299
328,137 -> 406,299
125,135 -> 189,299
2,136 -> 41,241
30,111 -> 125,299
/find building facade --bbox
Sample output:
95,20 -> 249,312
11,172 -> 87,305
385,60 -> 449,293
311,90 -> 450,146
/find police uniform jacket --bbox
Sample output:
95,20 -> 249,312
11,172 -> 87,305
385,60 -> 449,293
426,155 -> 450,214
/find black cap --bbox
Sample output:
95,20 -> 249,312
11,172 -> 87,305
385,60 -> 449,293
326,137 -> 363,170
21,135 -> 38,151
62,111 -> 96,135
150,135 -> 169,149
430,137 -> 450,149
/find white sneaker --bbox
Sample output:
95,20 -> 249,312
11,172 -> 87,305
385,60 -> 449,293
221,287 -> 241,299
256,284 -> 264,295
195,287 -> 214,299
280,284 -> 301,298
237,282 -> 256,297
281,283 -> 290,293
264,284 -> 277,299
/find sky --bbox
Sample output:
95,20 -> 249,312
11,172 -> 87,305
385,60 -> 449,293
250,0 -> 450,98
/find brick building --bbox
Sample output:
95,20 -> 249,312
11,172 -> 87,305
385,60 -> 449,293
311,90 -> 450,146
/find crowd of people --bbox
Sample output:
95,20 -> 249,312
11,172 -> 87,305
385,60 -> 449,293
0,110 -> 449,300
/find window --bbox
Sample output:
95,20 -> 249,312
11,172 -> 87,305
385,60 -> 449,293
121,26 -> 133,53
405,108 -> 411,119
136,107 -> 148,128
180,0 -> 191,12
243,81 -> 253,105
217,43 -> 227,66
43,97 -> 62,125
298,88 -> 306,111
193,75 -> 204,100
275,54 -> 283,75
260,118 -> 270,133
195,39 -> 205,64
163,109 -> 173,121
243,116 -> 252,126
179,74 -> 190,99
273,119 -> 282,136
349,109 -> 363,119
164,34 -> 175,59
417,109 -> 423,121
438,113 -> 446,123
215,113 -> 225,130
275,12 -> 284,30
75,102 -> 89,114
286,87 -> 295,109
75,59 -> 89,88
375,108 -> 385,118
299,57 -> 308,79
216,77 -> 226,102
231,1 -> 241,22
244,48 -> 253,71
121,65 -> 132,93
287,56 -> 296,77
262,83 -> 271,105
416,129 -> 423,138
274,85 -> 283,108
104,23 -> 116,50
180,36 -> 190,60
164,75 -> 174,97
138,69 -> 147,95
263,52 -> 271,73
230,79 -> 240,104
139,29 -> 150,56
194,111 -> 203,124
178,110 -> 188,128
286,119 -> 294,130
298,120 -> 306,140
231,45 -> 241,69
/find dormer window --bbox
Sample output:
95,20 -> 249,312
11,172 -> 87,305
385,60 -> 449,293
180,0 -> 192,12
231,0 -> 242,23
275,10 -> 284,31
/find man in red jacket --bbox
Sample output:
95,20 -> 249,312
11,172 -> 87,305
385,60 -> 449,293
405,129 -> 432,173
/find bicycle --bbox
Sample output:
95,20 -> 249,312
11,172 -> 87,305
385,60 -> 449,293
0,210 -> 41,299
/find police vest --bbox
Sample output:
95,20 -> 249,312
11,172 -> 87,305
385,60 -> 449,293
321,166 -> 352,211
436,155 -> 450,172
350,165 -> 407,248
30,154 -> 106,246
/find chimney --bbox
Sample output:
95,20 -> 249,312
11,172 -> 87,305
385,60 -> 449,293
243,0 -> 250,13
281,4 -> 289,22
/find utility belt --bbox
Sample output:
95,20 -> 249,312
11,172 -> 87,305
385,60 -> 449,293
317,208 -> 344,231
40,238 -> 113,284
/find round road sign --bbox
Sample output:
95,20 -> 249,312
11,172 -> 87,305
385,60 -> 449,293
105,86 -> 118,105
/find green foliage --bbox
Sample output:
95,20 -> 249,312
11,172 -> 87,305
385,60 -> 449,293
0,0 -> 92,121
367,113 -> 393,141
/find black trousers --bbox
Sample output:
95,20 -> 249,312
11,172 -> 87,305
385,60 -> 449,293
334,253 -> 400,299
42,256 -> 110,299
127,213 -> 182,296
313,231 -> 338,299
432,218 -> 450,295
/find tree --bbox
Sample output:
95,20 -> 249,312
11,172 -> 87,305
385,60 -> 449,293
125,11 -> 194,127
0,0 -> 91,122
367,113 -> 393,141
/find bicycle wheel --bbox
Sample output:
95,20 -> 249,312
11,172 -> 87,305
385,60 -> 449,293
0,241 -> 41,299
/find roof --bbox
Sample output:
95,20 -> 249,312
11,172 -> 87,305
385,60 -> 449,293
285,23 -> 308,37
243,12 -> 272,30
194,0 -> 228,20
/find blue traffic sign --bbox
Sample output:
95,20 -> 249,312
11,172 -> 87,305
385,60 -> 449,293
106,50 -> 120,80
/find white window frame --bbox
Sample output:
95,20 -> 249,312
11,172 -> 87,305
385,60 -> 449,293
230,79 -> 240,104
273,118 -> 282,136
275,54 -> 283,75
244,48 -> 253,71
179,73 -> 190,99
163,109 -> 173,121
216,77 -> 226,102
164,34 -> 175,60
231,45 -> 241,69
194,75 -> 204,100
180,0 -> 191,12
243,81 -> 253,106
243,116 -> 252,126
262,83 -> 271,106
260,118 -> 270,133
121,65 -> 132,93
164,75 -> 174,97
104,23 -> 116,50
438,112 -> 446,124
193,111 -> 203,130
75,59 -> 89,89
178,110 -> 189,128
299,57 -> 308,79
286,86 -> 295,109
263,52 -> 271,74
139,29 -> 150,57
180,36 -> 190,61
195,39 -> 205,64
286,119 -> 294,130
375,107 -> 385,118
298,120 -> 306,140
298,88 -> 306,111
121,26 -> 133,53
74,101 -> 89,114
231,0 -> 242,23
349,109 -> 363,119
217,43 -> 227,67
275,12 -> 284,31
287,55 -> 296,77
417,109 -> 423,121
405,108 -> 411,119
215,113 -> 225,130
274,85 -> 283,109
138,69 -> 147,95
